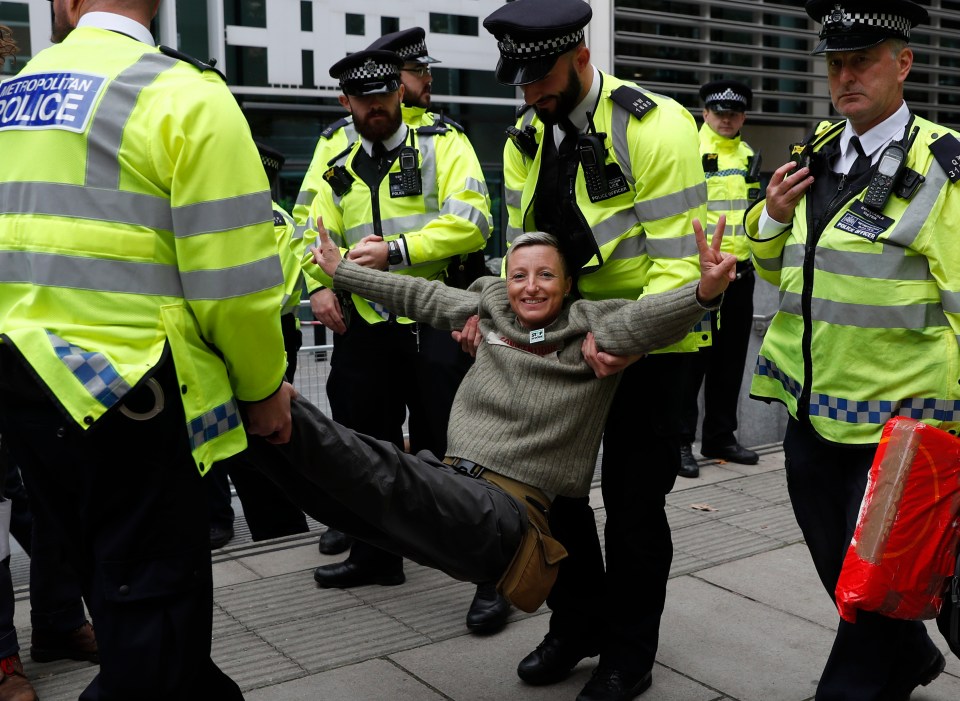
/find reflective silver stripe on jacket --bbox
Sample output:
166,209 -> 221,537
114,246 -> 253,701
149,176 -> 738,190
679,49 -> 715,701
343,213 -> 436,246
0,250 -> 183,296
418,132 -> 439,212
295,190 -> 316,208
180,256 -> 283,300
633,182 -> 706,223
0,182 -> 172,230
189,398 -> 241,450
707,199 -> 750,211
48,332 -> 132,408
172,192 -> 273,237
756,354 -> 960,423
885,157 -> 948,248
85,53 -> 175,189
505,186 -> 522,211
782,243 -> 932,281
779,291 -> 949,330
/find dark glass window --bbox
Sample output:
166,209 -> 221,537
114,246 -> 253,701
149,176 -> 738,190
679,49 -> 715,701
346,13 -> 365,36
429,13 -> 478,36
301,2 -> 313,33
225,1 -> 266,28
225,45 -> 268,87
381,17 -> 399,35
302,50 -> 314,88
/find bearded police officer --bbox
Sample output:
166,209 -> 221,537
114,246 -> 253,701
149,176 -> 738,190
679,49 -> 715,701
679,80 -> 761,478
483,0 -> 707,698
747,1 -> 957,698
0,1 -> 294,699
305,50 -> 493,603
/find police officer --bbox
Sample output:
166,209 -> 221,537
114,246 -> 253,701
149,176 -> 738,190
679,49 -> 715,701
746,1 -> 957,698
0,2 -> 294,699
678,80 -> 761,478
482,0 -> 706,698
306,50 -> 492,607
210,143 -> 312,544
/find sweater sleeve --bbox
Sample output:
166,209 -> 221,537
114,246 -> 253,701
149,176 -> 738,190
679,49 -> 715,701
576,281 -> 711,356
332,260 -> 483,330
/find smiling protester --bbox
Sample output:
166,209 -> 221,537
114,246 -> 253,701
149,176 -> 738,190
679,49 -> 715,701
745,1 -> 960,698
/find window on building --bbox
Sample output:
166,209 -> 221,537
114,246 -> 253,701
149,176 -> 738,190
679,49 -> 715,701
429,13 -> 478,36
346,14 -> 365,36
225,45 -> 268,87
302,49 -> 315,88
381,17 -> 399,35
0,1 -> 30,73
225,0 -> 267,29
175,0 -> 209,61
301,2 -> 313,33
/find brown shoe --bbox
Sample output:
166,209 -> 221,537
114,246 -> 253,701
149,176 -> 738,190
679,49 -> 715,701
0,654 -> 38,701
31,621 -> 99,664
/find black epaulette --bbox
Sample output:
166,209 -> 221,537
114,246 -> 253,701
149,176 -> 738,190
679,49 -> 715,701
320,116 -> 352,140
272,210 -> 287,227
516,102 -> 533,118
158,46 -> 226,82
609,86 -> 657,121
326,143 -> 355,168
930,133 -> 960,184
435,113 -> 464,133
417,124 -> 449,136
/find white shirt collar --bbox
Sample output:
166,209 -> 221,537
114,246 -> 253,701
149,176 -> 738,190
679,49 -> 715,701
360,122 -> 408,158
77,12 -> 155,46
552,65 -> 602,144
836,101 -> 910,172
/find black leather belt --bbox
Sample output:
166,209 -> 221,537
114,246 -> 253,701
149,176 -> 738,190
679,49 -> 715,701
442,456 -> 486,478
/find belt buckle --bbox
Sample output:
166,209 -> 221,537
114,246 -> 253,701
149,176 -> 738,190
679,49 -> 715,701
443,457 -> 485,478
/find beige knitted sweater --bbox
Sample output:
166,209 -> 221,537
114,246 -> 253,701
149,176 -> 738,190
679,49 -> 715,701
333,261 -> 712,497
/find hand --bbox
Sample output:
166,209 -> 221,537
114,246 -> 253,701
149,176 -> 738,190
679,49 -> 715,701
765,160 -> 814,224
582,332 -> 643,379
451,314 -> 481,357
311,216 -> 342,277
310,288 -> 346,334
245,382 -> 298,444
346,235 -> 388,270
693,216 -> 738,303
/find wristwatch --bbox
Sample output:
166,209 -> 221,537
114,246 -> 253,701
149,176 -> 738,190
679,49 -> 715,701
387,239 -> 403,266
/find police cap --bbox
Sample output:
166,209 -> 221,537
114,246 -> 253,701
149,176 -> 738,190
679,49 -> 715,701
483,0 -> 592,86
700,80 -> 752,113
329,50 -> 403,96
805,0 -> 928,55
255,141 -> 285,187
368,27 -> 439,65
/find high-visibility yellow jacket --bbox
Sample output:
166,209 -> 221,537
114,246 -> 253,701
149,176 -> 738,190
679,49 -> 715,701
746,115 -> 960,443
305,121 -> 491,324
0,27 -> 287,472
699,123 -> 759,262
273,202 -> 305,318
292,105 -> 472,294
503,71 -> 706,352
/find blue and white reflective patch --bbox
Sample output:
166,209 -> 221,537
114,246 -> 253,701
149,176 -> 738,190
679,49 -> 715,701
834,201 -> 892,242
0,72 -> 106,134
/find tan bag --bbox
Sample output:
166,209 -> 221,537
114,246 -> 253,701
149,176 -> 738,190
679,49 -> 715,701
482,472 -> 569,613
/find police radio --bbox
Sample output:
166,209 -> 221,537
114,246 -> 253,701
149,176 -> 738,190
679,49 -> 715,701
862,143 -> 907,212
578,112 -> 629,203
390,132 -> 422,198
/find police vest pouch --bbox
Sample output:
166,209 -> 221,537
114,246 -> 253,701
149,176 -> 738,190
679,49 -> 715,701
483,471 -> 568,613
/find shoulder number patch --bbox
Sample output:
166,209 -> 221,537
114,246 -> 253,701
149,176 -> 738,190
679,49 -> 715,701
609,86 -> 657,121
930,133 -> 960,183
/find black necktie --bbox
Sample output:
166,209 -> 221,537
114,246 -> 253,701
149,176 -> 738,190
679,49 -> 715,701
372,142 -> 388,175
848,136 -> 872,179
558,118 -> 578,159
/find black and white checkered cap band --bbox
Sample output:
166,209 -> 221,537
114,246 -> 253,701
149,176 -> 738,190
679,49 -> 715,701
339,59 -> 398,83
821,11 -> 912,39
498,29 -> 584,60
707,88 -> 747,106
396,39 -> 427,59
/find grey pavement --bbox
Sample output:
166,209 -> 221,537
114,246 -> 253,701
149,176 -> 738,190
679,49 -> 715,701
13,443 -> 960,700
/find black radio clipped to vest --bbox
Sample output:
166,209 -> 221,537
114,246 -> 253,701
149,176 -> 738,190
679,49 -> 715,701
323,165 -> 354,197
507,124 -> 539,159
578,112 -> 628,203
389,131 -> 422,198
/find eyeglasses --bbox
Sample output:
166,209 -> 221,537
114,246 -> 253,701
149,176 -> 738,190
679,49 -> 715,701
401,66 -> 431,78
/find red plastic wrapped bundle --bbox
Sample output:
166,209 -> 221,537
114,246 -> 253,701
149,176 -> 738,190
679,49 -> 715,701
836,417 -> 960,623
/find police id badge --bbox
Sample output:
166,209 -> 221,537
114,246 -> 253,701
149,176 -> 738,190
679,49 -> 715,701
834,201 -> 893,242
0,72 -> 106,133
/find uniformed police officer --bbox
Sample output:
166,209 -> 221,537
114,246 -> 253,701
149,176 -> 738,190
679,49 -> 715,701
678,80 -> 761,478
0,2 -> 294,699
746,1 -> 957,698
305,50 -> 493,607
482,0 -> 707,698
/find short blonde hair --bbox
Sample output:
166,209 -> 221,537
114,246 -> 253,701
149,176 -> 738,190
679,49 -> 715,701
505,232 -> 570,278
